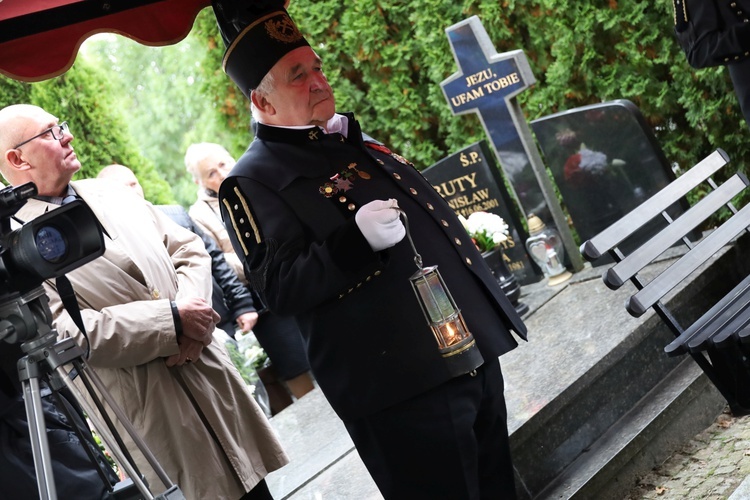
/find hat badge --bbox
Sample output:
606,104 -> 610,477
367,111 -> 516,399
265,14 -> 304,44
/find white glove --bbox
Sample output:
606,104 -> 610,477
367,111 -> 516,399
355,199 -> 406,252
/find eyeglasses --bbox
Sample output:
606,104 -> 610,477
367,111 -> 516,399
13,121 -> 69,149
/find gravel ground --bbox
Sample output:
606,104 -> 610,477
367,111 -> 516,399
622,407 -> 750,499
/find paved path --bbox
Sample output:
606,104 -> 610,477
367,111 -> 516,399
623,407 -> 750,499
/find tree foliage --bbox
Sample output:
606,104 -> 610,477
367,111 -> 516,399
0,58 -> 174,203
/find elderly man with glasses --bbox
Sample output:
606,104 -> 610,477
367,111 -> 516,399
0,104 -> 288,500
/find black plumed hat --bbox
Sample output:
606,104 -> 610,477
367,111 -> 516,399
211,0 -> 310,99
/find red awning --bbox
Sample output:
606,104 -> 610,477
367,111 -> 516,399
0,0 -> 211,82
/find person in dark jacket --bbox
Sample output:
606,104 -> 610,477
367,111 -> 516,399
212,1 -> 528,498
673,0 -> 750,127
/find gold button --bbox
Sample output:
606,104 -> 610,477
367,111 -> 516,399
441,220 -> 449,227
374,270 -> 382,276
410,188 -> 418,195
366,276 -> 372,281
455,238 -> 462,245
348,203 -> 356,211
427,203 -> 434,210
466,257 -> 472,265
339,196 -> 347,203
393,173 -> 401,180
152,289 -> 160,299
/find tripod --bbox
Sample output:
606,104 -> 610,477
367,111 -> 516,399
4,285 -> 185,500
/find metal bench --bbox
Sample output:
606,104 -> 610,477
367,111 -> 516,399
580,149 -> 750,415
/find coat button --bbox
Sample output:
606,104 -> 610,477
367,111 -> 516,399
466,257 -> 472,265
245,232 -> 252,238
454,238 -> 462,245
374,270 -> 382,276
441,220 -> 449,227
152,289 -> 160,299
427,203 -> 434,210
339,196 -> 347,203
239,218 -> 245,224
410,188 -> 418,195
393,173 -> 401,180
348,203 -> 356,211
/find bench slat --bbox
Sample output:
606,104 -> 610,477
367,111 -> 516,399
605,174 -> 749,289
663,274 -> 750,355
580,149 -> 729,260
626,201 -> 750,317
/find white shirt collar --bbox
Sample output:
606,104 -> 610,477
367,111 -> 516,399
260,113 -> 349,137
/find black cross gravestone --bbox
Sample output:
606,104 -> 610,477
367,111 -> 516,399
423,140 -> 543,285
441,15 -> 584,273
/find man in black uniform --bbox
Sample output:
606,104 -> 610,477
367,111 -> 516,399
673,0 -> 750,126
214,1 -> 528,498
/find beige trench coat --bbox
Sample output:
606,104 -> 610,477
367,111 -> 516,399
16,179 -> 287,500
189,189 -> 246,282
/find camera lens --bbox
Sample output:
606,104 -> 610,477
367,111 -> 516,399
34,226 -> 68,263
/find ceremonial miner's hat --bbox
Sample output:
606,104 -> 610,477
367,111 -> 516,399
211,0 -> 310,99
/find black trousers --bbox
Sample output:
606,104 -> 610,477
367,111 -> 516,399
239,479 -> 273,500
344,359 -> 516,500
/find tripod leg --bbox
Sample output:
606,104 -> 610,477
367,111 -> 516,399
22,377 -> 57,500
73,361 -> 175,490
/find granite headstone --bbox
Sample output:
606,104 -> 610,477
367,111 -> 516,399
531,100 -> 686,260
423,141 -> 543,285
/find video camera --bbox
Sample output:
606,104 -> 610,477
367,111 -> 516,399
0,181 -> 104,299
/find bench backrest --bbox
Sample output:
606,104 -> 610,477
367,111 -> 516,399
580,149 -> 750,414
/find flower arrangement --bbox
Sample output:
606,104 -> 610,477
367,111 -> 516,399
460,211 -> 510,253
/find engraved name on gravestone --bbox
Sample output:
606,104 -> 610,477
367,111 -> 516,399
441,15 -> 583,272
423,141 -> 542,285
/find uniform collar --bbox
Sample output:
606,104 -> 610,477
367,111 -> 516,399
255,112 -> 358,144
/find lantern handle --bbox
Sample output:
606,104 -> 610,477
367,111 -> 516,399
395,208 -> 423,269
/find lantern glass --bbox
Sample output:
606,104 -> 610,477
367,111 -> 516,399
432,314 -> 471,348
411,266 -> 458,323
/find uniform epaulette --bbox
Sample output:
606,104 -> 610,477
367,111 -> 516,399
221,181 -> 262,257
673,0 -> 689,32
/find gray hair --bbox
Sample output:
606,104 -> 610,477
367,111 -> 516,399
250,70 -> 277,123
184,142 -> 232,180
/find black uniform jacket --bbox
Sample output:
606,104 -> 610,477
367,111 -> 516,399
220,113 -> 527,421
673,0 -> 750,67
